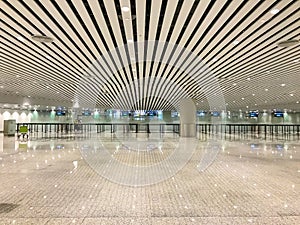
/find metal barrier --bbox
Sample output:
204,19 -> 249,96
16,123 -> 300,135
16,123 -> 181,134
196,124 -> 300,135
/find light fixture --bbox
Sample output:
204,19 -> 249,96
232,40 -> 239,45
32,35 -> 53,43
17,36 -> 25,42
281,83 -> 286,87
270,8 -> 280,15
252,94 -> 255,96
290,94 -> 294,96
213,58 -> 218,62
296,101 -> 299,104
233,83 -> 237,86
121,6 -> 130,12
265,88 -> 269,91
241,97 -> 245,100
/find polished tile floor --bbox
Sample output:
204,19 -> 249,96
0,131 -> 299,225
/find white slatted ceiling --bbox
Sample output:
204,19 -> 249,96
0,0 -> 299,111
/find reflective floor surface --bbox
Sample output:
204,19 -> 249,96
0,132 -> 299,225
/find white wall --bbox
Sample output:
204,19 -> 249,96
0,109 -> 31,132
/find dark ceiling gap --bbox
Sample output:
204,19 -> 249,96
1,26 -> 82,82
178,1 -> 272,84
197,0 -> 248,57
220,46 -> 299,80
0,16 -> 85,78
217,24 -> 299,79
213,9 -> 298,77
157,1 -> 235,103
37,0 -> 92,67
1,41 -> 74,84
202,0 -> 291,64
64,0 -> 121,96
97,1 -> 135,108
151,0 -> 200,109
83,1 -> 133,101
145,0 -> 168,108
114,0 -> 138,109
158,0 -> 200,83
148,0 -> 184,109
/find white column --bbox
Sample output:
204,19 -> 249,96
180,98 -> 196,137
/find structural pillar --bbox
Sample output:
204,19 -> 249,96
180,98 -> 196,137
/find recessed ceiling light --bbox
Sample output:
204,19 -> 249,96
241,97 -> 245,100
17,36 -> 25,42
233,83 -> 237,86
247,77 -> 251,81
246,106 -> 249,108
290,94 -> 294,96
296,101 -> 299,104
252,94 -> 255,96
0,85 -> 3,88
122,6 -> 130,12
213,58 -> 218,62
265,88 -> 268,91
28,96 -> 31,98
270,9 -> 280,15
232,40 -> 239,45
46,55 -> 52,60
294,59 -> 299,62
281,83 -> 286,87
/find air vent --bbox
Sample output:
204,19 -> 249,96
31,35 -> 53,43
277,39 -> 299,47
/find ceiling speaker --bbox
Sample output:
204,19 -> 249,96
277,39 -> 299,47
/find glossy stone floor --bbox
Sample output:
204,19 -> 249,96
0,131 -> 299,225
